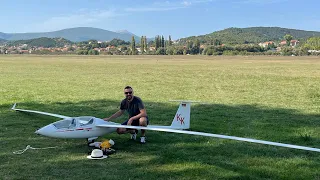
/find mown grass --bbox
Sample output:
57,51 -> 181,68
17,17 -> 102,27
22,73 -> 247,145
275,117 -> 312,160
0,55 -> 320,179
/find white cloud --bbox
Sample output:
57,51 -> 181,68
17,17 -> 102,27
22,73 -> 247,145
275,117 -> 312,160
193,0 -> 214,3
27,0 -> 217,32
125,6 -> 185,12
31,9 -> 122,32
181,1 -> 192,6
238,0 -> 288,4
125,0 -> 213,12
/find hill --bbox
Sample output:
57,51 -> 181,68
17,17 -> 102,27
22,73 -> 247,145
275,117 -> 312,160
178,27 -> 320,45
0,27 -> 140,42
0,38 -> 7,44
6,37 -> 73,48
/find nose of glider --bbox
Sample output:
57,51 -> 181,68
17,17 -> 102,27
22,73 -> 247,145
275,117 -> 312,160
35,124 -> 56,137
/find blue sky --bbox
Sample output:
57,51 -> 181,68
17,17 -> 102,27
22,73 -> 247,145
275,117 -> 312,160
1,0 -> 319,39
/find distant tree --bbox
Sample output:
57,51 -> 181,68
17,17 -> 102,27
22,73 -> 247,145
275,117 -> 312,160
267,42 -> 276,50
67,47 -> 75,51
304,37 -> 320,50
296,46 -> 309,56
155,36 -> 159,50
131,36 -> 136,55
140,36 -> 145,54
168,35 -> 172,46
284,34 -> 293,46
281,46 -> 294,56
212,39 -> 221,46
183,49 -> 188,55
90,42 -> 99,49
174,47 -> 184,55
148,40 -> 154,47
76,49 -> 88,55
192,39 -> 200,54
144,36 -> 148,52
156,47 -> 166,55
88,49 -> 99,55
161,35 -> 165,48
120,46 -> 128,51
107,38 -> 130,46
187,41 -> 193,50
166,47 -> 174,55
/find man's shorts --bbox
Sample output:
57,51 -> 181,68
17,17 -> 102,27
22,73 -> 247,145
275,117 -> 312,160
121,116 -> 149,126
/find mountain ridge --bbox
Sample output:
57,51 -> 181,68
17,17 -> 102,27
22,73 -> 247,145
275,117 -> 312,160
0,27 -> 140,42
1,26 -> 320,45
0,38 -> 7,44
178,27 -> 320,44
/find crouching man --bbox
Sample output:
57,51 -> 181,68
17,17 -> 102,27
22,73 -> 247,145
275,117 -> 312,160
103,86 -> 149,144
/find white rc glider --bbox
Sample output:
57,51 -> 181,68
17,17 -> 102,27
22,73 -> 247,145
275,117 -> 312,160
11,102 -> 320,153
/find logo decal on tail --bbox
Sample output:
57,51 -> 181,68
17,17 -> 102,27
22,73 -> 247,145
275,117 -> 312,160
176,114 -> 185,125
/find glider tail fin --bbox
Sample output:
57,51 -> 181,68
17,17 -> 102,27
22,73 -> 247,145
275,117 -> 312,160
170,101 -> 191,130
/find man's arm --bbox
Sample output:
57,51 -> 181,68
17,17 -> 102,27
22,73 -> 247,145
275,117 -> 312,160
103,110 -> 125,121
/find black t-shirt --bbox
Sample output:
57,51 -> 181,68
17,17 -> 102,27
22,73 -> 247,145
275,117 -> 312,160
120,96 -> 145,118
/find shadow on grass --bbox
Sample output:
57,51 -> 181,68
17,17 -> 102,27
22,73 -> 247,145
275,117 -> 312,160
0,100 -> 319,179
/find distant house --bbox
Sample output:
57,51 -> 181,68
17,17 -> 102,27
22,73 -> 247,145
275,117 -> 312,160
19,50 -> 30,54
279,40 -> 300,47
280,40 -> 287,46
61,47 -> 68,52
276,47 -> 282,52
106,46 -> 116,51
290,40 -> 299,46
149,47 -> 156,51
99,48 -> 107,52
259,41 -> 274,47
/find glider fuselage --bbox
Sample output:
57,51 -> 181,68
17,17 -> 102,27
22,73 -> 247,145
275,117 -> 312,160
35,117 -> 118,138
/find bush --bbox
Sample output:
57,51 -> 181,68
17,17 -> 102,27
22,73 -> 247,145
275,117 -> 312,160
155,48 -> 166,55
166,47 -> 174,55
88,49 -> 99,55
281,46 -> 294,56
76,50 -> 88,55
223,50 -> 238,56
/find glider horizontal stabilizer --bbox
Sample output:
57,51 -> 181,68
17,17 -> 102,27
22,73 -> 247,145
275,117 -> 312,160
11,103 -> 71,119
97,124 -> 320,153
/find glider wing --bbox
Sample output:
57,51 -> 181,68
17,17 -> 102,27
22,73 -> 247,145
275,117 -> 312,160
97,124 -> 320,153
11,103 -> 71,119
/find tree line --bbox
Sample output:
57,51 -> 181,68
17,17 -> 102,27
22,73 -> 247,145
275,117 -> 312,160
1,33 -> 320,56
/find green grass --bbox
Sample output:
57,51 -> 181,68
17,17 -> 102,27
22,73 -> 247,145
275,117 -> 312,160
0,55 -> 320,179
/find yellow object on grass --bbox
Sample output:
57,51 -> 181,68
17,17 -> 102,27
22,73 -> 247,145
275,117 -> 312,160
100,139 -> 115,150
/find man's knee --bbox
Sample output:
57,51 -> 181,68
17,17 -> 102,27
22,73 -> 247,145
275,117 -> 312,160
139,117 -> 148,126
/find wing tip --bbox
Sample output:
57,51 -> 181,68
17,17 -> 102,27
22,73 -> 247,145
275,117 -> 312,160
11,103 -> 17,110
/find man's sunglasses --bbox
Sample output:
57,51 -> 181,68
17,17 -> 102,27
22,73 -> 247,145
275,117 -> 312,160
124,91 -> 132,95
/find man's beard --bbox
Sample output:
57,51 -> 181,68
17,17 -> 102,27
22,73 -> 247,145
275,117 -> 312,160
126,95 -> 133,100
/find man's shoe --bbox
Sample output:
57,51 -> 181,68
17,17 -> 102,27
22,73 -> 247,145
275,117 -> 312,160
140,136 -> 146,144
130,133 -> 137,140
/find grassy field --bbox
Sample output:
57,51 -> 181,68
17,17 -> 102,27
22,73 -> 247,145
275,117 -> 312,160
0,55 -> 320,179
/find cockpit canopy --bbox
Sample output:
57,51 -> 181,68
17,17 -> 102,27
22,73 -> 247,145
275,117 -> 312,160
52,116 -> 95,129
